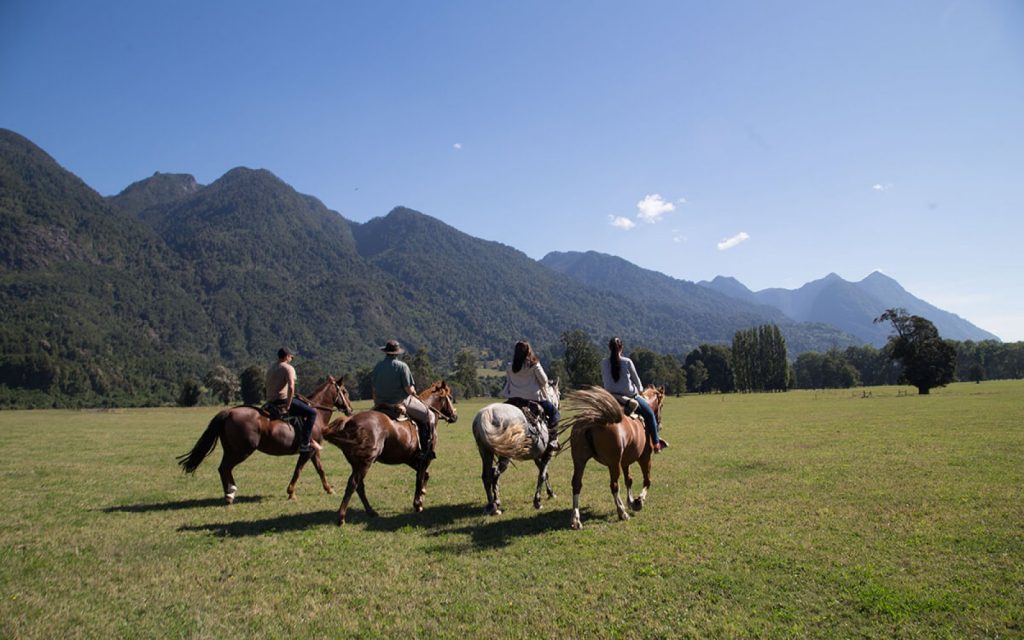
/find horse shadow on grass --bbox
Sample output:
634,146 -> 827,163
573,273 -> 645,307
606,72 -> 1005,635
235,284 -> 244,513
102,495 -> 264,513
177,508 -> 334,537
426,507 -> 613,552
174,502 -> 483,538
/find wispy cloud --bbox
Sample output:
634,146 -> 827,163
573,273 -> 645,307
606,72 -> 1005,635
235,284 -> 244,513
872,183 -> 893,192
636,194 -> 675,224
608,215 -> 636,230
453,143 -> 463,150
717,232 -> 750,251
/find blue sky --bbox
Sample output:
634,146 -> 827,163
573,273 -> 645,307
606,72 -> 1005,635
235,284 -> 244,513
3,1 -> 1023,340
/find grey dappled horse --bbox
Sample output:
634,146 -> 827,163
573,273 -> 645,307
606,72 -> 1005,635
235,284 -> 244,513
471,380 -> 562,515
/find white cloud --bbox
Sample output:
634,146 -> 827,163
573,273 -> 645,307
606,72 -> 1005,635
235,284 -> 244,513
608,215 -> 636,230
872,183 -> 893,191
717,232 -> 750,251
453,143 -> 463,150
636,194 -> 675,224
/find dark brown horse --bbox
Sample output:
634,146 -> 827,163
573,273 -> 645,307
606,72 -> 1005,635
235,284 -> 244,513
177,376 -> 353,503
563,385 -> 665,530
322,381 -> 458,525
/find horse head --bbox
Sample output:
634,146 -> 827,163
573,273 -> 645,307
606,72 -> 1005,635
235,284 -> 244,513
547,377 -> 561,409
422,380 -> 458,424
326,375 -> 354,416
644,384 -> 666,422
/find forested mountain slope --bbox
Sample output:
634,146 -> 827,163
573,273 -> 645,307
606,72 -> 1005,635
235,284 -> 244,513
540,251 -> 861,354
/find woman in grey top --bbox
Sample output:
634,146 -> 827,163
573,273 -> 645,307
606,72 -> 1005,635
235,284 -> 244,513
601,337 -> 668,452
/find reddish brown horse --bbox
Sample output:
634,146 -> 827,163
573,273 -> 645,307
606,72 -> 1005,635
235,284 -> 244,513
323,381 -> 458,525
563,385 -> 665,530
177,376 -> 353,503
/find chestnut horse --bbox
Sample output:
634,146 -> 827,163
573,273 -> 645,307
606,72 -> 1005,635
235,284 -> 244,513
323,381 -> 458,525
177,376 -> 353,503
471,379 -> 562,515
563,385 -> 665,530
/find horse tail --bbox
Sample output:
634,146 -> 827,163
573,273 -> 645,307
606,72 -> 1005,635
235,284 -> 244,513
321,416 -> 351,448
473,407 -> 532,459
562,386 -> 624,436
176,410 -> 228,474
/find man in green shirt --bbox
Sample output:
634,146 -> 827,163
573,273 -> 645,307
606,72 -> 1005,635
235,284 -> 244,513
371,340 -> 435,461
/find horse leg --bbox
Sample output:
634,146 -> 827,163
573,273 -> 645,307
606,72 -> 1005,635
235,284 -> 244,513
533,456 -> 553,509
354,465 -> 377,518
310,449 -> 335,495
218,445 -> 252,505
610,462 -> 630,521
286,450 -> 314,500
338,461 -> 374,525
480,449 -> 500,515
493,457 -> 510,514
413,463 -> 428,513
624,462 -> 643,511
569,454 -> 588,530
635,451 -> 653,508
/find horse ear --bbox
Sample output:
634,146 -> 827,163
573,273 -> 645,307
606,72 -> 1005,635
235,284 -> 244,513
328,375 -> 335,383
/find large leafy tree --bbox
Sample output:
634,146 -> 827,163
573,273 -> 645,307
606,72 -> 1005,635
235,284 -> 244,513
410,349 -> 438,388
684,344 -> 735,393
561,330 -> 601,389
452,349 -> 482,399
875,308 -> 956,395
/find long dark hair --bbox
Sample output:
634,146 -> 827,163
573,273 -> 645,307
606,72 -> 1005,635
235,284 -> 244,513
512,340 -> 538,373
608,337 -> 623,382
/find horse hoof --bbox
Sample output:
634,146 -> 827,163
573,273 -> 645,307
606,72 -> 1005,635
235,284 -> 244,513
533,499 -> 542,510
570,520 -> 582,530
618,511 -> 631,521
327,488 -> 336,495
337,518 -> 346,527
225,496 -> 235,505
631,499 -> 644,511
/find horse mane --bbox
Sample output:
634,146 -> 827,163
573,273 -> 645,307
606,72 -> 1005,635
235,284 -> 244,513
562,386 -> 625,435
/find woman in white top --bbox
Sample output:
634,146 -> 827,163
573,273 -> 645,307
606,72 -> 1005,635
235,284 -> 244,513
601,337 -> 667,452
503,340 -> 559,433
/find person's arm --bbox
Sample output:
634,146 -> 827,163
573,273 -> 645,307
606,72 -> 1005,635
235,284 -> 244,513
600,359 -> 611,389
533,363 -> 549,388
627,360 -> 643,392
285,367 -> 296,409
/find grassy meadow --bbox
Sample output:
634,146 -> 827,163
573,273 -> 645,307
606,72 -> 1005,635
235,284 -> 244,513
0,381 -> 1021,638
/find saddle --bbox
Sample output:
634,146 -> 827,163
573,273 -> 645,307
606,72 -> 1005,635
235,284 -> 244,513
373,402 -> 409,422
505,397 -> 545,426
613,395 -> 641,419
258,401 -> 305,431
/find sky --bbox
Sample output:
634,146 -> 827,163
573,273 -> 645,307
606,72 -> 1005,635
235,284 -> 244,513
2,1 -> 1023,340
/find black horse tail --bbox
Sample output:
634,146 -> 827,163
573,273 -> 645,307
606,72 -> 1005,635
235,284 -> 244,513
177,410 -> 227,474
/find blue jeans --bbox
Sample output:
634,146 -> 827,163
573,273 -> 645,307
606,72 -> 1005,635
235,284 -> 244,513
538,399 -> 560,428
289,397 -> 317,451
634,394 -> 660,444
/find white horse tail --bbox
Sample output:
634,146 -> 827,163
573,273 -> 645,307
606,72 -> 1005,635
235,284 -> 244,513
473,406 -> 533,459
563,386 -> 624,435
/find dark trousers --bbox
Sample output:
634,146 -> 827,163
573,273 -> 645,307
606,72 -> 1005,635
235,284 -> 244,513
288,397 -> 317,450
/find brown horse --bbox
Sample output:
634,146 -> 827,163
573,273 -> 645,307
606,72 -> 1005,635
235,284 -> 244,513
322,381 -> 458,525
563,385 -> 665,530
177,376 -> 353,503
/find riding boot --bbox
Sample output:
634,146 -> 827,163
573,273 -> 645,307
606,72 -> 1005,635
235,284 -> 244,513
417,422 -> 435,461
544,422 -> 560,453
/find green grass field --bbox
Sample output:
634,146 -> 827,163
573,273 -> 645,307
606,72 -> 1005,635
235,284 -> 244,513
1,382 -> 1021,638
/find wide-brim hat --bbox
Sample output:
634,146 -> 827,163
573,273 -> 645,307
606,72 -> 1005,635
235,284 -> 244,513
381,340 -> 405,355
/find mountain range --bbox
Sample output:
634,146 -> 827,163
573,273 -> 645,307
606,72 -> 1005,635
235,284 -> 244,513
696,273 -> 998,346
0,128 -> 999,405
